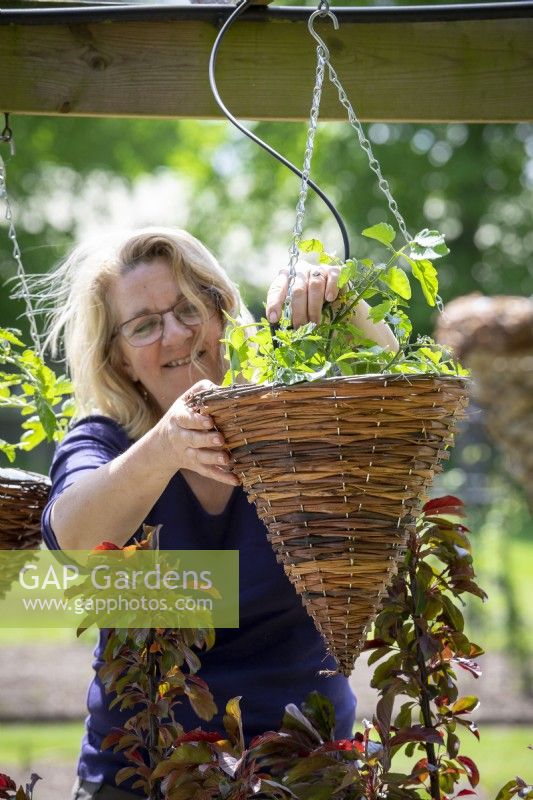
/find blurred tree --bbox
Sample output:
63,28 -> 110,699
1,116 -> 531,344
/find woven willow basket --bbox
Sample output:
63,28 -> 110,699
0,468 -> 50,550
436,293 -> 533,511
194,373 -> 469,675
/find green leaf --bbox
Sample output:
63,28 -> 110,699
495,780 -> 521,800
0,328 -> 24,347
411,228 -> 450,260
368,301 -> 394,324
338,260 -> 357,289
416,346 -> 442,365
446,730 -> 460,759
367,645 -> 392,667
301,691 -> 336,741
115,767 -> 139,785
167,741 -> 213,765
451,695 -> 479,715
184,680 -> 217,721
229,326 -> 246,350
282,703 -> 322,743
382,267 -> 412,300
362,223 -> 396,247
286,755 -> 333,782
0,439 -> 18,462
299,238 -> 324,255
375,692 -> 394,742
35,396 -> 59,440
394,702 -> 414,729
411,259 -> 439,306
223,696 -> 244,749
319,251 -> 341,266
335,351 -> 363,363
20,423 -> 46,451
441,594 -> 465,632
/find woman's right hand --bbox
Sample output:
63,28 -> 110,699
156,380 -> 240,485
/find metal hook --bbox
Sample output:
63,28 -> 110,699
308,7 -> 339,61
1,113 -> 15,157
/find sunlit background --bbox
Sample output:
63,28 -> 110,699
1,0 -> 532,795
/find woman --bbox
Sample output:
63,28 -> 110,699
40,227 -> 398,799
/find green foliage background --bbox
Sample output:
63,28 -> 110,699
1,116 -> 532,342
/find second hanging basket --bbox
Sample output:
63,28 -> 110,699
0,468 -> 50,550
193,373 -> 468,675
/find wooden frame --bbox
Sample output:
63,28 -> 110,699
1,2 -> 532,121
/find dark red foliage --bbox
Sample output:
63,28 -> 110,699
0,776 -> 15,790
0,773 -> 18,800
174,729 -> 223,745
92,541 -> 121,551
323,736 -> 365,753
422,495 -> 465,515
457,755 -> 480,788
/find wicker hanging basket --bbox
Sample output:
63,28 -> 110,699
436,293 -> 533,511
193,373 -> 469,675
0,468 -> 49,551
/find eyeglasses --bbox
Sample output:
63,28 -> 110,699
113,294 -> 219,348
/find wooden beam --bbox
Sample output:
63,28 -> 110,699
1,3 -> 532,122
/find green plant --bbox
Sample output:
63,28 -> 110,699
6,500 -> 530,798
0,328 -> 74,462
222,224 -> 468,387
496,775 -> 533,800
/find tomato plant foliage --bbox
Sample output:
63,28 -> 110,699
222,224 -> 468,387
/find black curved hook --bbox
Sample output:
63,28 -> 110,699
208,0 -> 350,262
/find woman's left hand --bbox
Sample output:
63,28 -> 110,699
266,262 -> 341,328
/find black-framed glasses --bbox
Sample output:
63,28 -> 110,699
113,293 -> 219,348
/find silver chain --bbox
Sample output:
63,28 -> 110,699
285,3 -> 418,319
0,127 -> 43,357
285,46 -> 327,309
325,61 -> 412,244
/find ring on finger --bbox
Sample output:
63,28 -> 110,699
311,269 -> 327,280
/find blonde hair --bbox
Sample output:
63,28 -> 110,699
39,227 -> 253,440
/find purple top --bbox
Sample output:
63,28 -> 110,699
42,416 -> 356,795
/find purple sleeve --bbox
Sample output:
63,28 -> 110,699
41,415 -> 131,550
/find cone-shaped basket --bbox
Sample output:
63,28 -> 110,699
0,468 -> 50,550
194,373 -> 469,675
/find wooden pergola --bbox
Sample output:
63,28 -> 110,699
1,1 -> 532,123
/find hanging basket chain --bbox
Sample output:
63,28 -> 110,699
285,5 -> 448,315
286,45 -> 327,309
325,61 -> 413,245
0,114 -> 43,357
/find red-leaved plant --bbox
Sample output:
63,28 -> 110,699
5,499 -> 532,799
0,773 -> 40,800
89,496 -> 497,799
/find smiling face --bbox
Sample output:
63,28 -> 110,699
110,257 -> 224,413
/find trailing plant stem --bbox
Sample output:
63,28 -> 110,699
325,274 -> 381,359
408,560 -> 441,800
380,345 -> 405,373
146,629 -> 162,800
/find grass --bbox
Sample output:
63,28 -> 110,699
0,722 -> 84,765
0,722 -> 531,797
391,726 -> 533,798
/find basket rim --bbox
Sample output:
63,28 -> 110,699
194,372 -> 471,404
0,467 -> 51,486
